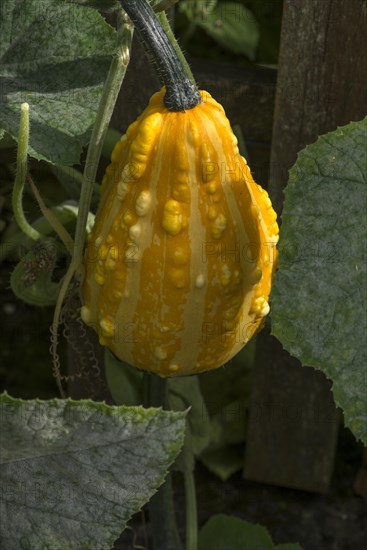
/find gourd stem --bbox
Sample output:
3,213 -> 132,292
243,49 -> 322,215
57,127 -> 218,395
145,375 -> 183,550
51,11 -> 134,395
12,103 -> 43,242
157,10 -> 196,85
184,449 -> 198,550
118,0 -> 201,111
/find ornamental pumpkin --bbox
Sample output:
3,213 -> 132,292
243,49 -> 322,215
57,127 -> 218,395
81,88 -> 278,376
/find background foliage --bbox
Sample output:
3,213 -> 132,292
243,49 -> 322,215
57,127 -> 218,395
175,0 -> 283,63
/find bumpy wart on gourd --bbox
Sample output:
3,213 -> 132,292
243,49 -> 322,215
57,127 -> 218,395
81,88 -> 279,376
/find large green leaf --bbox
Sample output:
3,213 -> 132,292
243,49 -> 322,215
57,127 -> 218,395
0,392 -> 186,549
104,346 -> 254,480
104,350 -> 210,466
198,514 -> 302,550
179,0 -> 217,19
271,118 -> 367,444
0,0 -> 116,164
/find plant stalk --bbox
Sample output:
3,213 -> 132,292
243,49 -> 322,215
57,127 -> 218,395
158,10 -> 196,85
27,175 -> 74,255
72,12 -> 134,270
145,375 -> 183,550
184,447 -> 198,550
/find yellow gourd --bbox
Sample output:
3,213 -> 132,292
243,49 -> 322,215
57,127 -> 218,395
81,88 -> 279,376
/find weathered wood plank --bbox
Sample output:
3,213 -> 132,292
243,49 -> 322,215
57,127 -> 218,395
245,0 -> 367,492
245,327 -> 341,493
269,0 -> 367,213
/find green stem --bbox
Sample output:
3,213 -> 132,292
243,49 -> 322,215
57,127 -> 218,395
184,448 -> 198,550
0,203 -> 89,262
12,103 -> 43,241
28,175 -> 74,255
145,375 -> 182,550
158,11 -> 196,85
51,11 -> 134,395
72,12 -> 134,270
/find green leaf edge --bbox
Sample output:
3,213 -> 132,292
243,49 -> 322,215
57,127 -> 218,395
0,391 -> 187,549
271,117 -> 367,444
198,513 -> 303,550
0,390 -> 187,425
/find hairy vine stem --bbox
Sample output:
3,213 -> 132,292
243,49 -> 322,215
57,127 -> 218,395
157,9 -> 196,85
12,103 -> 43,241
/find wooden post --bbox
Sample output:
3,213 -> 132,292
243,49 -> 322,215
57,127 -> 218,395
269,0 -> 367,214
245,0 -> 367,492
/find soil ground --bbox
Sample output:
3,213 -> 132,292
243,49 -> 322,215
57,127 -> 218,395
115,428 -> 366,550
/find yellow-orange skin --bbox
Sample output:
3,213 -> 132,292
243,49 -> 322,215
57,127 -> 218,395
81,89 -> 279,376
